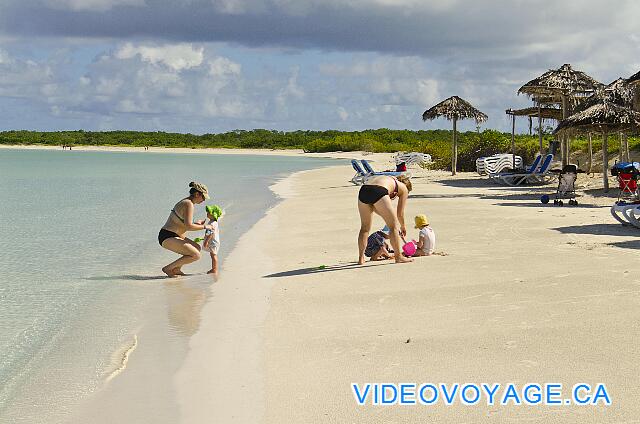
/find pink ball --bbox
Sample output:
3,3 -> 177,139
402,241 -> 417,257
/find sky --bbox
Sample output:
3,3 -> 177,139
0,0 -> 639,134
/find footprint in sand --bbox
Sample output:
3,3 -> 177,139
505,340 -> 517,349
519,359 -> 539,368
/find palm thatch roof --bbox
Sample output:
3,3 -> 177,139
628,70 -> 640,86
518,64 -> 603,105
573,78 -> 634,113
422,96 -> 488,123
554,101 -> 640,135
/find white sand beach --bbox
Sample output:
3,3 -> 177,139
0,143 -> 364,161
175,158 -> 640,423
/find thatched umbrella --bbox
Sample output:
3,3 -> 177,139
573,78 -> 635,165
627,70 -> 640,112
575,78 -> 634,111
519,64 -> 602,161
554,101 -> 640,192
422,96 -> 488,175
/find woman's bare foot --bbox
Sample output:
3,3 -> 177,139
172,268 -> 186,276
395,256 -> 413,264
162,266 -> 180,277
358,257 -> 366,265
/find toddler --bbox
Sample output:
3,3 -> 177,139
413,214 -> 435,256
202,205 -> 223,275
364,226 -> 393,261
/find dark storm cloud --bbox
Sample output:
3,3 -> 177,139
0,0 -> 628,60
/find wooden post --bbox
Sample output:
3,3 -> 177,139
511,114 -> 516,169
561,95 -> 568,165
451,117 -> 457,176
603,132 -> 609,192
587,132 -> 593,174
538,104 -> 543,155
624,133 -> 630,162
619,132 -> 623,162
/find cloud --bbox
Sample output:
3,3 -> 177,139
44,0 -> 145,12
113,43 -> 204,71
0,1 -> 639,133
0,0 -> 633,71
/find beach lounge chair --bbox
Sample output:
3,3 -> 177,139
610,201 -> 640,228
476,154 -> 523,175
489,154 -> 553,186
394,152 -> 432,167
360,159 -> 410,177
523,154 -> 543,173
350,159 -> 369,185
610,162 -> 640,227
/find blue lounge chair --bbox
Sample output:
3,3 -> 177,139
350,159 -> 368,185
489,154 -> 553,186
524,154 -> 543,173
360,159 -> 408,177
350,159 -> 411,185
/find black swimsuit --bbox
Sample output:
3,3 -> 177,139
358,178 -> 398,205
158,207 -> 186,245
158,228 -> 179,246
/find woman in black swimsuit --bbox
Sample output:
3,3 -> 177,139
159,181 -> 213,277
357,174 -> 413,265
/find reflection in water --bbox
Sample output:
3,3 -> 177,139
164,279 -> 211,336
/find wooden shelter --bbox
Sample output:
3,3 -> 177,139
422,96 -> 488,175
504,107 -> 562,168
554,101 -> 640,192
518,64 -> 602,164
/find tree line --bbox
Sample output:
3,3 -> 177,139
1,129 -> 636,172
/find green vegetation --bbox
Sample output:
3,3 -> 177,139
2,129 -> 638,172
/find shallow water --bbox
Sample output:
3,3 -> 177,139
0,149 -> 338,423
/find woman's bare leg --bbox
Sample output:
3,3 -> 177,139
372,197 -> 413,264
357,201 -> 374,265
171,238 -> 201,274
161,238 -> 202,277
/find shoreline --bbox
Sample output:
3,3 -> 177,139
0,143 -> 388,162
60,155 -> 341,424
173,166 -> 310,423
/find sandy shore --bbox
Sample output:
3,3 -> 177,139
175,160 -> 640,423
0,143 -> 393,162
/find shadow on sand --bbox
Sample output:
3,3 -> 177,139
492,201 -> 605,209
608,240 -> 640,250
263,261 -> 393,278
433,178 -> 495,188
551,223 -> 640,236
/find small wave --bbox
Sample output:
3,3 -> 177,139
105,334 -> 138,382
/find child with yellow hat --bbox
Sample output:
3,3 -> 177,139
413,214 -> 436,256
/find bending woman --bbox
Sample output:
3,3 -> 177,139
159,181 -> 212,277
357,175 -> 413,265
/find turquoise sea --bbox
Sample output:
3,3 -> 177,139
0,149 -> 338,423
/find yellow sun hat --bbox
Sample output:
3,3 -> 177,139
414,214 -> 429,228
